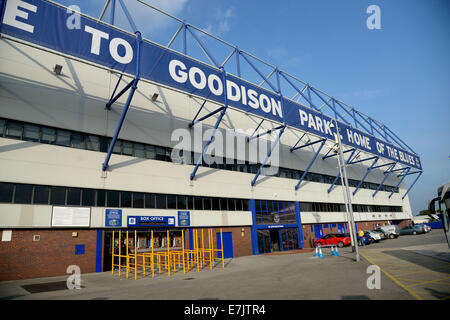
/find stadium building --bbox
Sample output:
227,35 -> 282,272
0,0 -> 423,280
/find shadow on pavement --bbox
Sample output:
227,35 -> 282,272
382,250 -> 450,274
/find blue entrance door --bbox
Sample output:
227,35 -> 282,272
314,225 -> 323,240
217,232 -> 234,258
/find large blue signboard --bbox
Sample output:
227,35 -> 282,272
127,216 -> 175,227
0,0 -> 421,170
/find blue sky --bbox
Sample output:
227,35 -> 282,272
56,0 -> 450,214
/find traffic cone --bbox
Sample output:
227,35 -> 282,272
318,246 -> 323,258
314,246 -> 319,257
331,245 -> 336,256
335,245 -> 340,256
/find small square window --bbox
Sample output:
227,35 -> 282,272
5,121 -> 23,139
86,135 -> 100,151
40,127 -> 56,144
56,130 -> 70,147
23,124 -> 40,142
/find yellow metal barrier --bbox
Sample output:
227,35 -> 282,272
111,228 -> 226,280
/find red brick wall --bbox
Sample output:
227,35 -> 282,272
184,227 -> 252,258
0,229 -> 98,281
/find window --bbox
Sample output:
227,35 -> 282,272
187,196 -> 194,210
55,130 -> 70,147
97,190 -> 106,207
132,192 -> 144,208
5,121 -> 22,139
23,124 -> 40,142
99,137 -> 109,153
220,198 -> 228,211
203,197 -> 212,210
194,196 -> 203,210
82,189 -> 96,206
145,145 -> 156,159
14,184 -> 33,204
177,195 -> 187,210
235,199 -> 243,211
50,186 -> 66,205
155,194 -> 166,209
112,140 -> 122,154
228,198 -> 235,211
167,195 -> 177,209
122,141 -> 133,156
121,192 -> 132,207
134,143 -> 145,158
33,185 -> 49,204
107,190 -> 119,207
40,127 -> 55,144
156,147 -> 166,161
86,135 -> 100,151
0,119 -> 4,137
145,194 -> 155,208
242,199 -> 249,211
67,188 -> 81,205
212,198 -> 220,210
0,182 -> 14,202
71,133 -> 85,149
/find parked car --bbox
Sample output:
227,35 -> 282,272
314,233 -> 351,248
371,229 -> 387,240
399,225 -> 426,235
357,234 -> 373,245
378,225 -> 400,239
364,231 -> 382,242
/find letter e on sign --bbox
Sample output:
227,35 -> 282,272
3,0 -> 38,33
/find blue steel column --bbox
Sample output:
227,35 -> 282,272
295,139 -> 327,190
389,167 -> 411,199
249,199 -> 259,255
295,202 -> 304,249
250,68 -> 287,187
352,157 -> 379,196
251,126 -> 285,186
372,163 -> 396,197
190,67 -> 229,180
402,172 -> 422,200
102,31 -> 142,171
327,149 -> 357,193
109,0 -> 116,25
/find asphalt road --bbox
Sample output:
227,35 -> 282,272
0,229 -> 448,301
361,229 -> 449,249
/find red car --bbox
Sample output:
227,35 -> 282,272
314,233 -> 351,248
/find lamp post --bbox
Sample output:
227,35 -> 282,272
330,120 -> 360,262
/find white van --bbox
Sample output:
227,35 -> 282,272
380,225 -> 400,239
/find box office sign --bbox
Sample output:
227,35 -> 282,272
127,216 -> 175,227
105,209 -> 122,227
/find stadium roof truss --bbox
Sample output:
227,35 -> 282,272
0,0 -> 423,200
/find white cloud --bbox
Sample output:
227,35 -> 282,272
115,0 -> 188,33
202,7 -> 235,36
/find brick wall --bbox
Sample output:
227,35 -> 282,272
0,229 -> 98,281
184,226 -> 252,258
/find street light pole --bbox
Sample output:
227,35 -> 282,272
331,119 -> 360,262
